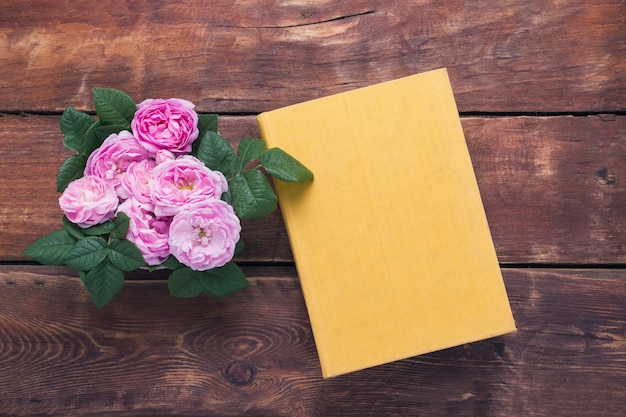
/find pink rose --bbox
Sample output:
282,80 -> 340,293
169,200 -> 241,271
155,149 -> 176,165
131,98 -> 199,154
85,130 -> 150,196
59,175 -> 118,228
150,155 -> 228,217
119,159 -> 156,204
117,198 -> 171,266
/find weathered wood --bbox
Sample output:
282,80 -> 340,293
1,266 -> 625,416
3,114 -> 625,264
466,115 -> 626,264
1,0 -> 624,113
2,1 -> 624,415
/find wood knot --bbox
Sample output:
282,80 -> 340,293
594,167 -> 617,187
225,360 -> 256,386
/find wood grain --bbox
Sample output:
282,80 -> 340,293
2,0 -> 624,415
1,266 -> 625,416
466,115 -> 626,264
3,114 -> 625,265
1,0 -> 624,113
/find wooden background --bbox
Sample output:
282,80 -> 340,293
1,1 -> 625,415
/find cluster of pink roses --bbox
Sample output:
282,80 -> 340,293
58,98 -> 241,271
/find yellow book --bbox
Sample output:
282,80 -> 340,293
257,68 -> 516,378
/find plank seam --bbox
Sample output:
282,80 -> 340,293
3,110 -> 626,117
241,9 -> 376,29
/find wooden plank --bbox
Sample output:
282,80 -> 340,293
1,0 -> 624,113
466,114 -> 626,264
1,266 -> 625,416
2,114 -> 625,264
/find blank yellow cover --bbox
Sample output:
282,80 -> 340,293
257,68 -> 516,378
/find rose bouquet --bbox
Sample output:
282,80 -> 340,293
23,89 -> 313,307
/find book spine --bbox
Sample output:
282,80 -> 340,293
255,111 -> 332,377
256,112 -> 276,148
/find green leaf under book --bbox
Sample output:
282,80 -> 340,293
235,138 -> 266,172
107,239 -> 146,271
196,130 -> 236,177
92,88 -> 137,128
57,154 -> 87,192
60,106 -> 96,151
22,229 -> 76,266
65,236 -> 108,271
230,170 -> 278,219
83,260 -> 125,308
260,147 -> 314,182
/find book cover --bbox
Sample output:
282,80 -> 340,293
256,68 -> 516,378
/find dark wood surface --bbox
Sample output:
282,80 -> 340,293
1,1 -> 625,416
2,266 -> 626,417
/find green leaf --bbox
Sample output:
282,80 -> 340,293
95,124 -> 127,137
162,256 -> 185,271
83,261 -> 124,308
197,113 -> 218,134
63,216 -> 86,240
230,170 -> 277,219
221,189 -> 232,205
92,88 -> 137,128
60,106 -> 96,151
196,130 -> 236,177
168,268 -> 204,298
107,239 -> 146,271
193,114 -> 218,156
81,120 -> 103,156
110,213 -> 130,239
81,122 -> 126,155
81,121 -> 119,155
56,154 -> 87,192
22,229 -> 76,265
167,263 -> 248,299
234,238 -> 245,255
200,261 -> 248,298
65,236 -> 108,271
235,138 -> 266,172
82,220 -> 115,236
260,148 -> 314,182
